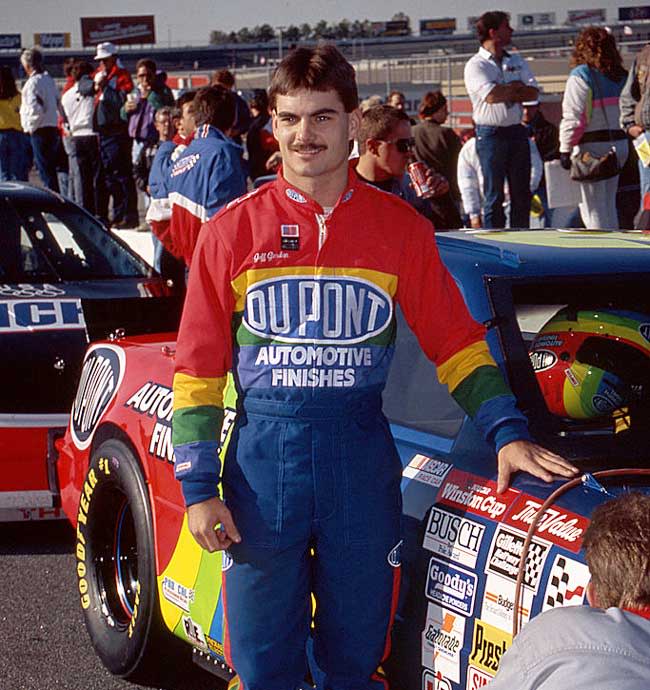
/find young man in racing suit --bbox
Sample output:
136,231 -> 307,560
171,45 -> 578,690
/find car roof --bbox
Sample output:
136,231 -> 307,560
0,181 -> 67,206
438,229 -> 650,277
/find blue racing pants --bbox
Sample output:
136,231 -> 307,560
222,395 -> 402,690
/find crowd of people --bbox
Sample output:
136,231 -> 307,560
0,15 -> 648,268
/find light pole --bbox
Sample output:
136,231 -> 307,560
276,25 -> 285,61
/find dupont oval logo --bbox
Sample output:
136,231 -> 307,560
70,345 -> 125,450
243,275 -> 393,345
529,349 -> 557,372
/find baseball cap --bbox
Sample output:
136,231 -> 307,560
94,42 -> 118,60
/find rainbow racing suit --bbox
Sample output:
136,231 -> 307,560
172,167 -> 530,690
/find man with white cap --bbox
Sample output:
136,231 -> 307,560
92,42 -> 138,228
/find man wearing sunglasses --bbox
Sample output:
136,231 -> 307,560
354,104 -> 450,226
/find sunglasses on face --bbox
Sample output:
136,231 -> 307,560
381,137 -> 415,153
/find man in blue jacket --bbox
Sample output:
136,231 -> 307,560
167,85 -> 247,266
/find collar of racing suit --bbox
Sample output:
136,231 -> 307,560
272,162 -> 361,216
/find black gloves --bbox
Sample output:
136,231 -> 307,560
560,152 -> 572,170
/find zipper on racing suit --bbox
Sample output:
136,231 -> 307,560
316,212 -> 328,250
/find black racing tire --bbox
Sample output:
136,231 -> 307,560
74,438 -> 170,681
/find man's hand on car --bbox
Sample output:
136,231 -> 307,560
496,439 -> 579,493
187,496 -> 241,552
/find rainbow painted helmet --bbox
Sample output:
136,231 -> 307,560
529,308 -> 650,419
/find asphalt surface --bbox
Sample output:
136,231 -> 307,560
1,521 -> 222,690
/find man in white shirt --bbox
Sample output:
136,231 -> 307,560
61,60 -> 99,214
464,11 -> 539,228
19,47 -> 63,192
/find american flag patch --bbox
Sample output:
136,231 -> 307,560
280,225 -> 300,250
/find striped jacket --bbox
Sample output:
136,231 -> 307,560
168,124 -> 247,265
559,64 -> 627,152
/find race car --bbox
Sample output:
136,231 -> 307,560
0,182 -> 183,522
56,229 -> 650,689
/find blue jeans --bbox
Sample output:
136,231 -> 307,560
0,129 -> 31,181
475,124 -> 531,228
68,135 -> 100,215
30,126 -> 62,192
97,133 -> 137,225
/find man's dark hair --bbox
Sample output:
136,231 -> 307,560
268,45 -> 358,113
358,104 -> 409,153
71,59 -> 93,81
193,85 -> 236,132
249,88 -> 269,113
176,90 -> 197,110
419,91 -> 447,118
136,58 -> 157,75
475,11 -> 510,43
212,68 -> 235,89
582,492 -> 650,609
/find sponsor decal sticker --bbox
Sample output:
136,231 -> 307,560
243,274 -> 393,345
438,469 -> 520,522
542,555 -> 590,611
387,539 -> 403,567
565,368 -> 580,387
280,224 -> 300,251
0,283 -> 65,298
529,349 -> 557,372
286,188 -> 307,203
206,635 -> 224,657
422,669 -> 452,690
480,573 -> 532,631
124,382 -> 175,463
421,603 -> 464,682
182,615 -> 208,649
171,153 -> 200,177
639,323 -> 650,342
0,299 -> 85,332
504,495 -> 588,553
162,576 -> 194,612
466,665 -> 493,689
469,619 -> 511,675
532,334 -> 563,348
222,550 -> 234,572
422,507 -> 485,568
425,557 -> 477,617
403,454 -> 452,488
485,525 -> 549,593
70,345 -> 125,450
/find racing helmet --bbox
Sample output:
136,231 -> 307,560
529,308 -> 650,419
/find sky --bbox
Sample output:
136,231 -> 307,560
3,0 -> 644,47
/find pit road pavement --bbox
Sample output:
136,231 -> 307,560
1,520 -> 220,690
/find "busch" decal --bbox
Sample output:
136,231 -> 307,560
243,275 -> 393,344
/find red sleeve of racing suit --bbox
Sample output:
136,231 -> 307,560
396,214 -> 530,449
171,220 -> 236,505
